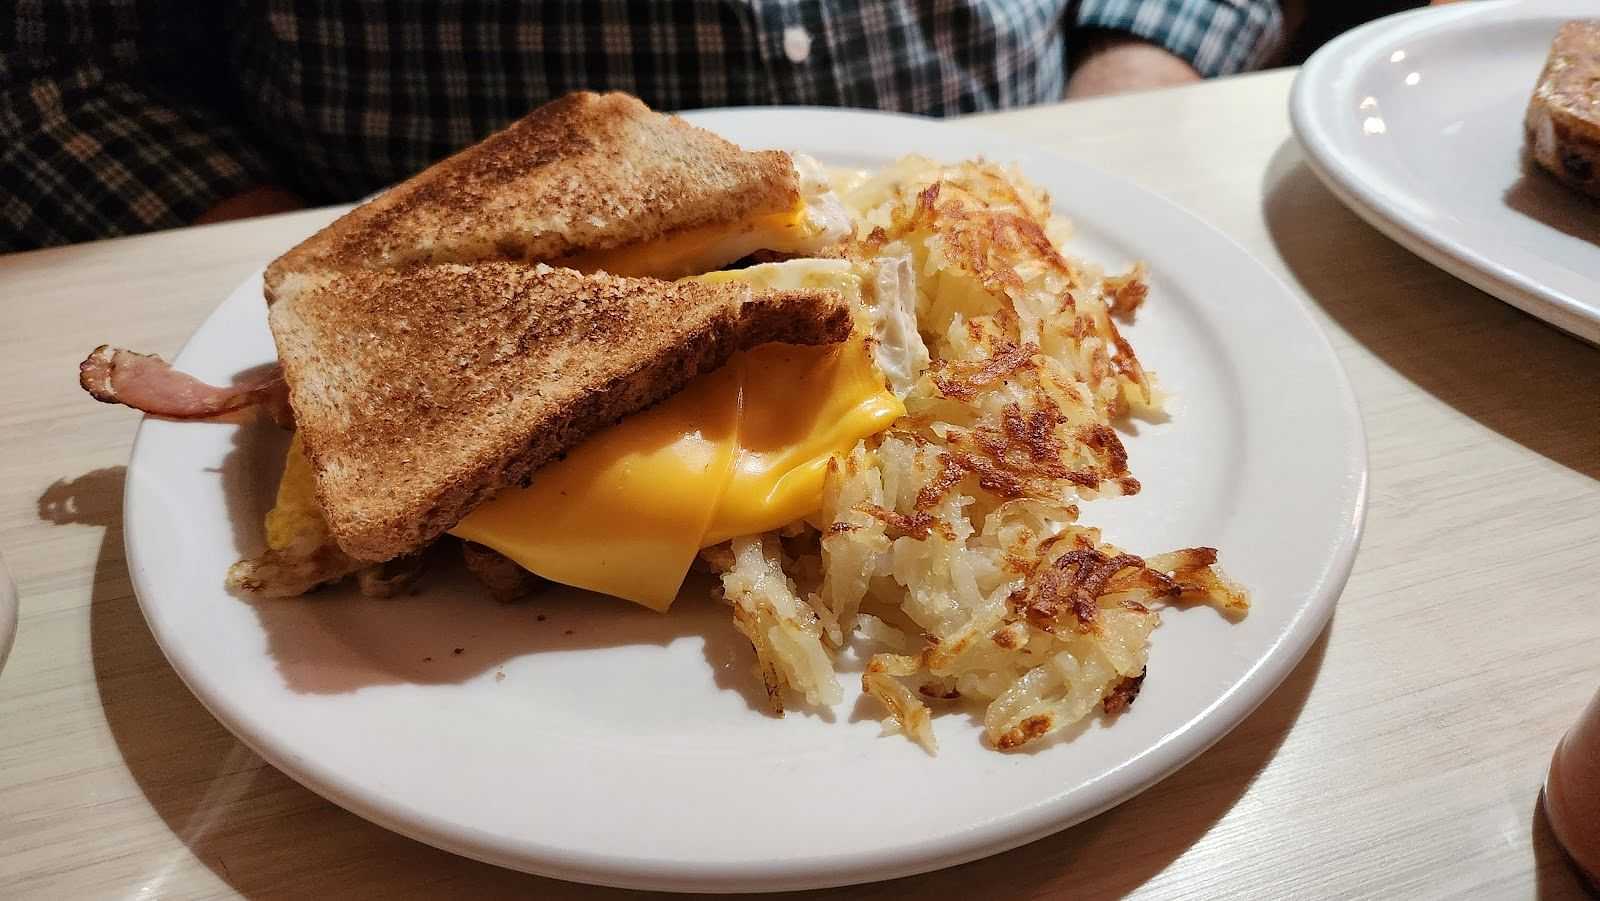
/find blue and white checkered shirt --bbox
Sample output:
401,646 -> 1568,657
0,0 -> 1281,251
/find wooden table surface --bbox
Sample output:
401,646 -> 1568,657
2,68 -> 1597,899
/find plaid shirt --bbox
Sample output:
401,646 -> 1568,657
0,1 -> 1281,252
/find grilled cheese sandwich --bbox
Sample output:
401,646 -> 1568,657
93,90 -> 909,608
264,92 -> 841,306
263,259 -> 914,609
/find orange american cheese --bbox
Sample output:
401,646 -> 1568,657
555,207 -> 817,280
450,333 -> 901,611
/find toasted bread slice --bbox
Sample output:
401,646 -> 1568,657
1526,21 -> 1600,198
269,262 -> 850,561
264,92 -> 799,306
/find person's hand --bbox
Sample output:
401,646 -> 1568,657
194,186 -> 305,224
1066,33 -> 1201,100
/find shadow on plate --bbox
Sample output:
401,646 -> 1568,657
205,415 -> 769,707
1503,157 -> 1599,247
1261,139 -> 1600,482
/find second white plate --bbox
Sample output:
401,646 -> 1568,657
123,108 -> 1365,891
1292,0 -> 1600,345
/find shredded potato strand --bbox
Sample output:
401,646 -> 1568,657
720,535 -> 842,712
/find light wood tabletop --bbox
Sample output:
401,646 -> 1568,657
2,68 -> 1596,899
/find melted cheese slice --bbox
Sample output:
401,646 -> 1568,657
704,339 -> 895,545
451,364 -> 743,608
266,432 -> 329,553
450,334 -> 901,611
556,207 -> 815,280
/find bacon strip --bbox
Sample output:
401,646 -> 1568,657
79,345 -> 292,426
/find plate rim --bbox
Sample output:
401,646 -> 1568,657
122,106 -> 1368,891
1289,0 -> 1600,345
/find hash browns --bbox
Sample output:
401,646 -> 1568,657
711,157 -> 1247,752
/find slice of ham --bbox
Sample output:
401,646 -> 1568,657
79,345 -> 293,426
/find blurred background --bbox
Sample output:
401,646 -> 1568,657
1285,1 -> 1430,62
0,0 -> 1455,252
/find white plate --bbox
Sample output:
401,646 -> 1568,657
123,109 -> 1366,892
1292,0 -> 1600,345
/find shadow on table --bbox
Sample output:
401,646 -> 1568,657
39,459 -> 1333,899
1260,139 -> 1600,483
1532,791 -> 1595,899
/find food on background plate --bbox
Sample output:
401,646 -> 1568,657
80,91 -> 1247,752
1526,21 -> 1600,199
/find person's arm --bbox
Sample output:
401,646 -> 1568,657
1068,32 -> 1202,99
1067,0 -> 1285,99
0,4 -> 295,252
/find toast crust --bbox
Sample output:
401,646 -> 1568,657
269,263 -> 849,561
264,93 -> 799,305
1526,21 -> 1600,198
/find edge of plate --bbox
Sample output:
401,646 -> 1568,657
1288,0 -> 1600,345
